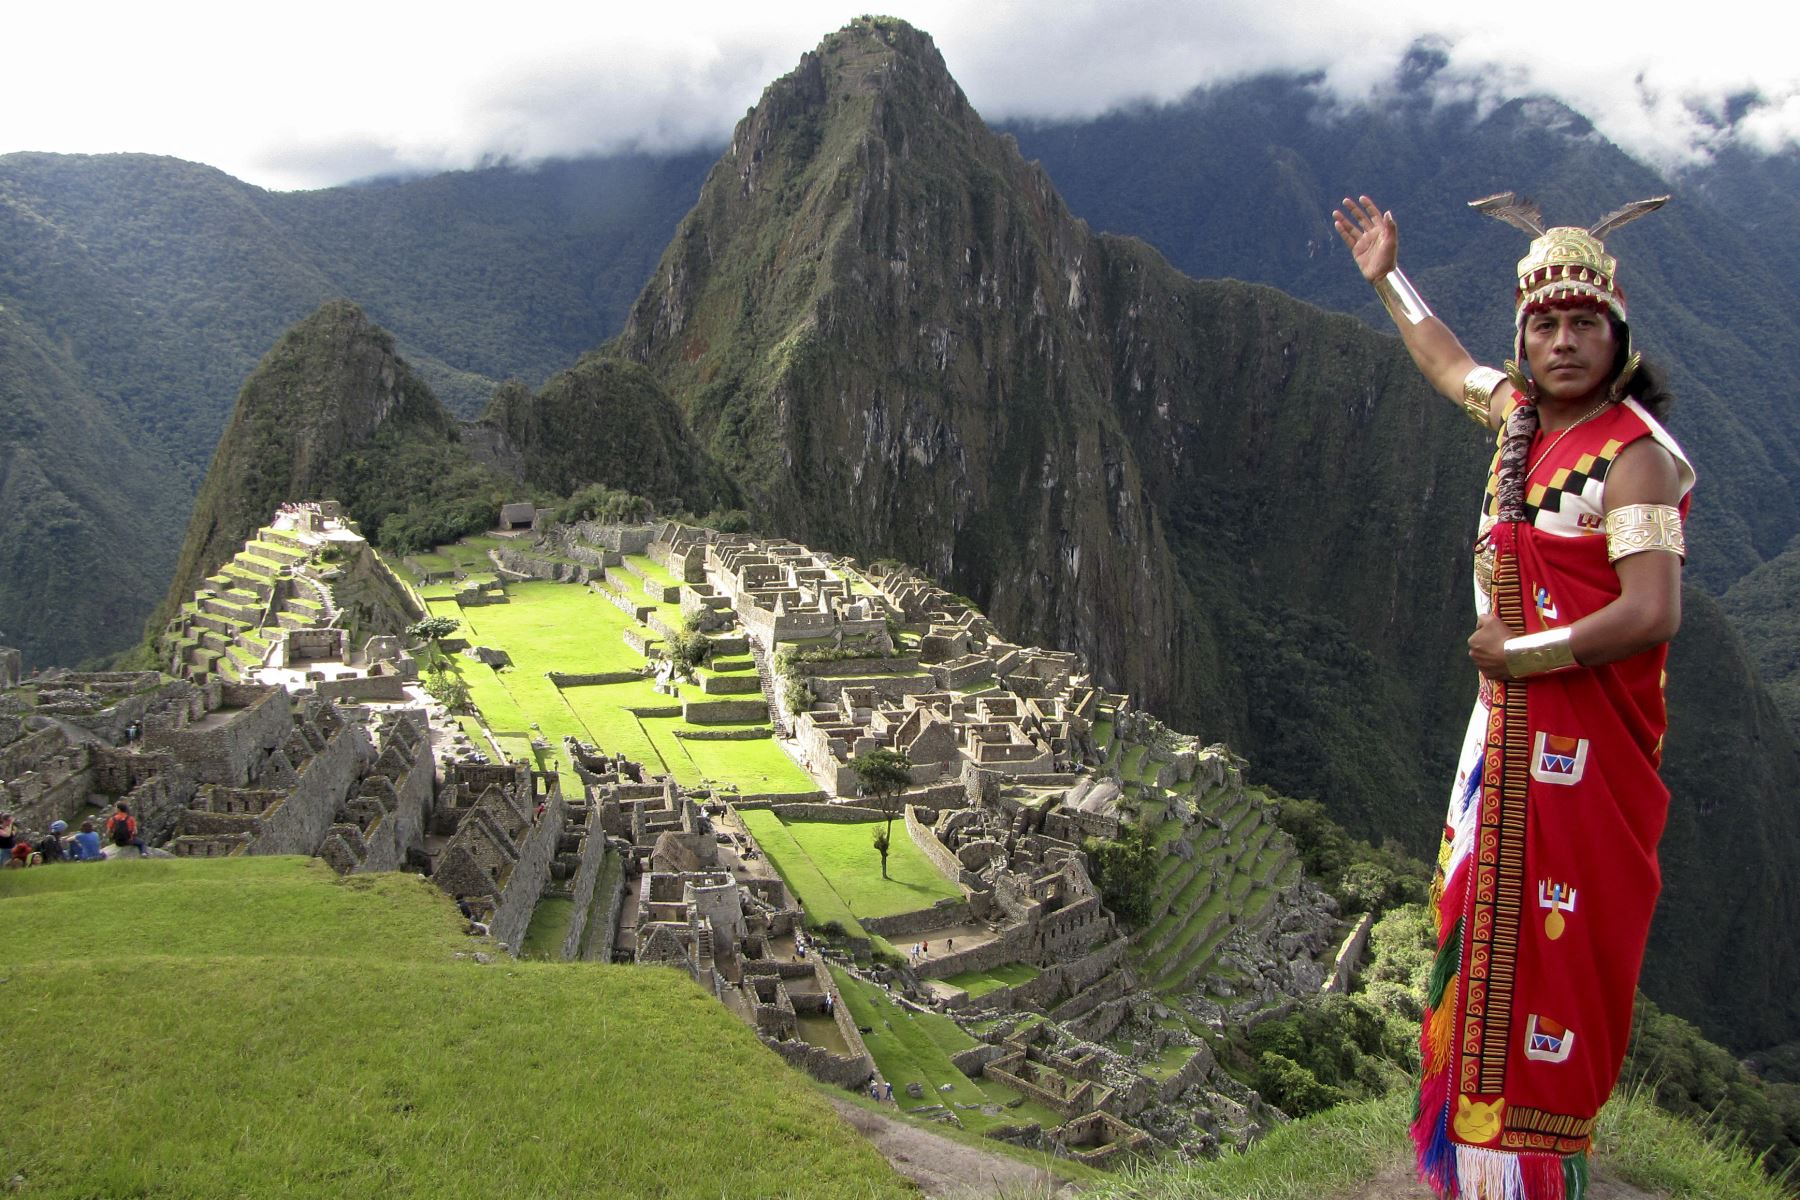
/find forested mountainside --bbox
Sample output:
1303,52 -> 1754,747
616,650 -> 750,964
584,18 -> 1797,1050
0,150 -> 707,665
1002,60 -> 1800,598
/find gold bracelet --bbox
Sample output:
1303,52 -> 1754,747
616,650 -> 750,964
1504,627 -> 1578,678
1605,504 -> 1686,562
1461,366 -> 1505,428
1374,268 -> 1433,326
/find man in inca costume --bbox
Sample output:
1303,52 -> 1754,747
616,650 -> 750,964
1331,192 -> 1694,1200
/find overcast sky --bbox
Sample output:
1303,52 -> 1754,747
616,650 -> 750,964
5,1 -> 1796,192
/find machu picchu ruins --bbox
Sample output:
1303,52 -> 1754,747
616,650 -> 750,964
3,502 -> 1351,1174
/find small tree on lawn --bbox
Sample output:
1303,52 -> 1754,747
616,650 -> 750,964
407,616 -> 461,668
850,748 -> 913,879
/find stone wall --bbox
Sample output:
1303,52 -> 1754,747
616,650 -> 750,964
763,1036 -> 873,1091
245,719 -> 370,855
905,805 -> 964,884
768,802 -> 888,823
681,698 -> 768,725
313,675 -> 407,704
559,820 -> 613,961
547,671 -> 643,687
787,656 -> 920,678
1320,912 -> 1376,995
860,899 -> 972,939
918,924 -> 1034,981
491,789 -> 565,954
582,850 -> 628,962
146,686 -> 291,787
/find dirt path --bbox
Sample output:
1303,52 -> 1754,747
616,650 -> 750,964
828,1096 -> 1076,1198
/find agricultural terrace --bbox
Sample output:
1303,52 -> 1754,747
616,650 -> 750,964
738,810 -> 962,935
416,565 -> 814,795
0,859 -> 909,1200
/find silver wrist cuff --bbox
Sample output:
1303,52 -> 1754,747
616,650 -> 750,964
1374,268 -> 1433,326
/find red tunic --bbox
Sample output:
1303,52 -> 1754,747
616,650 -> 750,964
1413,395 -> 1695,1200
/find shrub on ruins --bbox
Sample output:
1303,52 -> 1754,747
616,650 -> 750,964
1083,823 -> 1158,925
1248,992 -> 1411,1113
849,748 -> 913,879
691,507 -> 754,534
423,667 -> 472,713
376,496 -> 500,557
783,681 -> 815,716
667,619 -> 711,677
553,485 -> 653,526
1254,1051 -> 1348,1118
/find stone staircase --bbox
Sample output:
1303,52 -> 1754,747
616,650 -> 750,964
746,637 -> 790,738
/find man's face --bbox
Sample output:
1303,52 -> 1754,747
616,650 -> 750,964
1523,304 -> 1617,404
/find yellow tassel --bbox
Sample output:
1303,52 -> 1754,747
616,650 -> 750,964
1427,986 -> 1457,1072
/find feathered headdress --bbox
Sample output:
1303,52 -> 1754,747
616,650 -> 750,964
1468,191 -> 1669,323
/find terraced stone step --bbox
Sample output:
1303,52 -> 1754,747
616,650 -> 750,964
231,553 -> 286,579
200,595 -> 261,623
1142,890 -> 1232,984
247,538 -> 307,565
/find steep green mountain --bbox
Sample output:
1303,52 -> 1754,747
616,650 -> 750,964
602,18 -> 1800,1050
0,150 -> 706,664
159,302 -> 743,642
474,354 -> 736,510
1719,545 -> 1800,731
154,300 -> 502,629
1003,65 -> 1800,595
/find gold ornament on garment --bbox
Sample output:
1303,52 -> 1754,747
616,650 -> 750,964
1605,504 -> 1686,562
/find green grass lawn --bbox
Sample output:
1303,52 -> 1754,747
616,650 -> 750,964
742,814 -> 962,922
455,581 -> 641,675
431,580 -> 815,794
829,966 -> 1063,1135
520,896 -> 575,960
680,735 -> 818,795
0,859 -> 909,1200
940,962 -> 1041,999
738,810 -> 867,937
1081,1085 -> 1785,1200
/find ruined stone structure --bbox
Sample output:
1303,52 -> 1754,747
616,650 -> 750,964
0,660 -> 437,877
430,761 -> 565,952
163,502 -> 423,685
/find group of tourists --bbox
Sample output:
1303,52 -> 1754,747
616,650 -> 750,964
0,802 -> 149,867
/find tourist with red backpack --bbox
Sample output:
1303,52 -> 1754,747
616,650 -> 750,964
105,803 -> 148,857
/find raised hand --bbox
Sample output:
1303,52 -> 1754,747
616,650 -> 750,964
1332,195 -> 1398,283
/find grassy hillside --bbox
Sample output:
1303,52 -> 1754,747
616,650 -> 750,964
1082,1086 -> 1785,1200
0,858 -> 908,1200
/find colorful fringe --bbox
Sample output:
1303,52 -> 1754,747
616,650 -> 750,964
1443,1146 -> 1587,1200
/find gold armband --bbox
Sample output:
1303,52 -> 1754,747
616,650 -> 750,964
1374,268 -> 1433,326
1504,627 -> 1578,678
1461,366 -> 1505,429
1605,504 -> 1686,562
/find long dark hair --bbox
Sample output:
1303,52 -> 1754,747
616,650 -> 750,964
1610,316 -> 1674,422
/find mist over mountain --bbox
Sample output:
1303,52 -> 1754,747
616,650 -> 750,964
1003,69 -> 1800,597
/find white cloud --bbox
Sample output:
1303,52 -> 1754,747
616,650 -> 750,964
4,0 -> 1797,190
